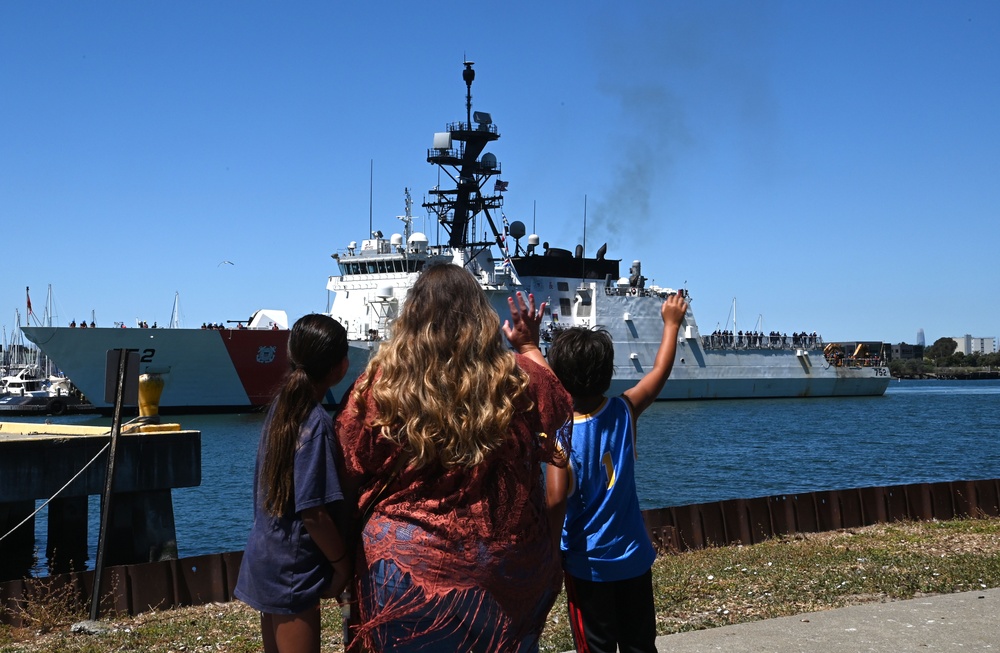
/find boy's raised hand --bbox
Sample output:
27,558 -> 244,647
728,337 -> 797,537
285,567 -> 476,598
624,290 -> 689,417
662,292 -> 689,327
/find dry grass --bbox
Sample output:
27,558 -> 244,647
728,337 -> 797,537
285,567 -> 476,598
3,518 -> 1000,652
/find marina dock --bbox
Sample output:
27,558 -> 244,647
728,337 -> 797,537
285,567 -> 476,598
0,422 -> 200,580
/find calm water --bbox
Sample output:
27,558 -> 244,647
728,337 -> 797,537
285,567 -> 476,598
22,379 -> 1000,571
635,379 -> 1000,509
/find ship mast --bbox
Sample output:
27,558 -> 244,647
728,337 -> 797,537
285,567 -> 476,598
423,61 -> 507,252
397,188 -> 414,244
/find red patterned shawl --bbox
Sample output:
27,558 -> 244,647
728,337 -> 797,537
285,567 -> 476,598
335,354 -> 573,649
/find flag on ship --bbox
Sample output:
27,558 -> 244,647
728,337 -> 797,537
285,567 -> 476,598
494,179 -> 508,192
26,287 -> 33,315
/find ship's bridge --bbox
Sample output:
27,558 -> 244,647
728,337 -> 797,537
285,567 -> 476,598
337,257 -> 427,276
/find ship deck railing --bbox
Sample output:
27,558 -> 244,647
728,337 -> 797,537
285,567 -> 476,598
701,337 -> 888,368
827,356 -> 887,368
701,335 -> 826,351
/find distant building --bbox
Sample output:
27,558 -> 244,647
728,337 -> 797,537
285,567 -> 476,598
891,343 -> 922,360
950,335 -> 997,355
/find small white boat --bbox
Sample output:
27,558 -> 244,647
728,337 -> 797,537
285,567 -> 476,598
0,364 -> 51,397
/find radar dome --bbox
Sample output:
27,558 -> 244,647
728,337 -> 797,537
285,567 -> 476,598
509,220 -> 526,239
527,234 -> 540,246
390,233 -> 403,247
409,232 -> 428,254
481,152 -> 497,169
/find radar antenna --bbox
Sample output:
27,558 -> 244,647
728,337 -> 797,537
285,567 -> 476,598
423,62 -> 506,252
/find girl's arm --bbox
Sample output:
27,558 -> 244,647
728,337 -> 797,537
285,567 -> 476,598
302,505 -> 352,597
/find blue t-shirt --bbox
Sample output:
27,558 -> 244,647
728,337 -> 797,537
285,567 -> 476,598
234,402 -> 344,614
561,395 -> 656,582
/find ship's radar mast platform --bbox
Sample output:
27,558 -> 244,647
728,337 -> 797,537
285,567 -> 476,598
424,61 -> 506,251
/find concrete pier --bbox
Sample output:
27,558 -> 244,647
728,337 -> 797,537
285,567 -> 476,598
0,422 -> 200,580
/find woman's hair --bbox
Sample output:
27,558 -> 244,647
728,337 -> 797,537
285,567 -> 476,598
261,313 -> 348,516
547,327 -> 615,397
352,263 -> 530,469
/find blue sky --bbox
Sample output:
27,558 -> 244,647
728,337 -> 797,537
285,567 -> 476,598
2,1 -> 998,347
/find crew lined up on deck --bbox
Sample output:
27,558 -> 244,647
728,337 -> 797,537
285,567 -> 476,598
704,329 -> 822,349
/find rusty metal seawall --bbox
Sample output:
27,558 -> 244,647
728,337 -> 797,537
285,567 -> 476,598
2,478 -> 999,625
643,478 -> 1000,553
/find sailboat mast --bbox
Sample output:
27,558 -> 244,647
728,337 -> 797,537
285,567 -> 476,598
170,292 -> 181,329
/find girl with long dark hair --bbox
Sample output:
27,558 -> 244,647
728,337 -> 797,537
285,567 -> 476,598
235,314 -> 352,653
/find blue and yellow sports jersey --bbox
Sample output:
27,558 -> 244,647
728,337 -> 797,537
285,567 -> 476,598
561,395 -> 656,582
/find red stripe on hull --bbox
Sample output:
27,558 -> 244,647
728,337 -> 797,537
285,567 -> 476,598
218,330 -> 290,406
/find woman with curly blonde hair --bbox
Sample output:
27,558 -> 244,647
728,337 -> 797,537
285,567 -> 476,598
336,263 -> 572,652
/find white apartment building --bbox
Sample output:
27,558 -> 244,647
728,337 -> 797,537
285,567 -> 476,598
951,334 -> 997,355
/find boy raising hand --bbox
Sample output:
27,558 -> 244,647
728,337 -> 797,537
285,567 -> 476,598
547,292 -> 688,653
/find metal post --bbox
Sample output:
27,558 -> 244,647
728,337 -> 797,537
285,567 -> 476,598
89,348 -> 129,622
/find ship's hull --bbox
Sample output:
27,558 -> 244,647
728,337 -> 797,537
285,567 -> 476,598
24,274 -> 889,413
611,347 -> 890,399
21,326 -> 371,414
344,338 -> 890,401
24,314 -> 888,414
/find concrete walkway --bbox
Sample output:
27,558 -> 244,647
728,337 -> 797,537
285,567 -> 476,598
648,588 -> 1000,652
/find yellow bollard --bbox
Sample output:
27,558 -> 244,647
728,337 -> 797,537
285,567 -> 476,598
138,373 -> 165,421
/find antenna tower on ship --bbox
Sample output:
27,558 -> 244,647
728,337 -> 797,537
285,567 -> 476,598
397,188 -> 414,244
423,61 -> 507,253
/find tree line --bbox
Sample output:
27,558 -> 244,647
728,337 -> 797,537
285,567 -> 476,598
890,338 -> 1000,377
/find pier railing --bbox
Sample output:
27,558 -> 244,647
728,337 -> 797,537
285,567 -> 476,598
2,478 -> 999,625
